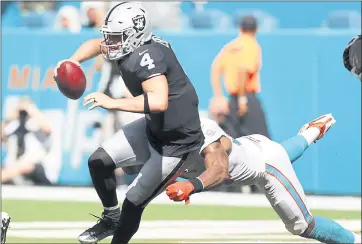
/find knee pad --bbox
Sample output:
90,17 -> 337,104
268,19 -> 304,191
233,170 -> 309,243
285,218 -> 309,235
88,148 -> 116,173
272,199 -> 310,236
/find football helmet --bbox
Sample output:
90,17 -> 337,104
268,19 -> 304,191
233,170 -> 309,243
343,35 -> 361,80
100,2 -> 152,60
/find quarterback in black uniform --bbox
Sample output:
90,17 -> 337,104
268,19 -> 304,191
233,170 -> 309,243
54,2 -> 229,244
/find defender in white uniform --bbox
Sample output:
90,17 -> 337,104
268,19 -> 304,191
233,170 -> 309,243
168,115 -> 361,244
199,117 -> 314,233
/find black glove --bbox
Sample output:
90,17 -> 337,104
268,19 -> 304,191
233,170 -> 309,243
343,35 -> 361,79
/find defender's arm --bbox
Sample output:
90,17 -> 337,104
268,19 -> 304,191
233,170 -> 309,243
194,141 -> 229,190
165,140 -> 229,203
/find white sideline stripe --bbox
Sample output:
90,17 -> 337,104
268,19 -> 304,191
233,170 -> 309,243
9,220 -> 361,238
7,220 -> 361,241
3,185 -> 362,210
7,229 -> 322,243
8,230 -> 321,241
180,241 -> 318,243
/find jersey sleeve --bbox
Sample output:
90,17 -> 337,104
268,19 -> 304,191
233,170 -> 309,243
199,118 -> 228,154
239,44 -> 261,73
133,46 -> 167,82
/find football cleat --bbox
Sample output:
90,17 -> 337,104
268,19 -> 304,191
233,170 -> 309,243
1,212 -> 11,244
298,113 -> 336,141
78,212 -> 118,244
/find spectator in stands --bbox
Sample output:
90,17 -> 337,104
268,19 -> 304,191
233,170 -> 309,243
1,97 -> 53,186
142,2 -> 182,29
80,1 -> 106,29
210,15 -> 270,139
19,1 -> 56,13
53,5 -> 81,33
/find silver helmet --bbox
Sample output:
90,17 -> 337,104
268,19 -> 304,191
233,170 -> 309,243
100,2 -> 152,60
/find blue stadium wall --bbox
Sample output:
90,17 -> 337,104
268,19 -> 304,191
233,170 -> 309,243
1,29 -> 361,195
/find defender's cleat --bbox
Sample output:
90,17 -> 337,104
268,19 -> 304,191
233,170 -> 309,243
78,212 -> 118,244
1,212 -> 11,244
298,113 -> 336,140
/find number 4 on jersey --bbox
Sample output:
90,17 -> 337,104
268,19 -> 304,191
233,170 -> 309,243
140,53 -> 155,70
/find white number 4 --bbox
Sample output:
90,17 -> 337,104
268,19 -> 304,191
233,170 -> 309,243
140,53 -> 155,70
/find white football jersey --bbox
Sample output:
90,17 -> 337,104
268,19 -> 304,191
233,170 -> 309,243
199,117 -> 232,153
198,118 -> 267,184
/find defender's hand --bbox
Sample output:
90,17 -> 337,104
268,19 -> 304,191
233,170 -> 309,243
166,181 -> 194,205
83,92 -> 115,110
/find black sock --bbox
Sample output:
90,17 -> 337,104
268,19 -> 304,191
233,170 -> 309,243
111,198 -> 144,244
89,148 -> 118,208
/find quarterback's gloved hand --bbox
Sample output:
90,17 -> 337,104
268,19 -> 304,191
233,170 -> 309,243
166,181 -> 194,205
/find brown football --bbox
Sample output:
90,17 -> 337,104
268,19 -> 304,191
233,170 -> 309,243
55,61 -> 86,100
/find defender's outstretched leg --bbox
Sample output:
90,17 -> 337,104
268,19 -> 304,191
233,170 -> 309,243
259,136 -> 360,244
280,113 -> 336,163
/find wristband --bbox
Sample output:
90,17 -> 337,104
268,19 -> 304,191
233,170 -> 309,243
143,93 -> 150,114
239,96 -> 248,104
189,177 -> 204,193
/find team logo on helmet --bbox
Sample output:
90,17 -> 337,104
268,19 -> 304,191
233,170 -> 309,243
132,15 -> 146,31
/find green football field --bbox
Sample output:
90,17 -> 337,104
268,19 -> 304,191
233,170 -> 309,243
3,199 -> 361,243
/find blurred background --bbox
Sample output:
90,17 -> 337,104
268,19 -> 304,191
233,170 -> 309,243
1,1 -> 361,243
1,0 -> 361,194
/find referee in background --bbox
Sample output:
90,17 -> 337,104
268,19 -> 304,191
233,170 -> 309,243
210,15 -> 270,140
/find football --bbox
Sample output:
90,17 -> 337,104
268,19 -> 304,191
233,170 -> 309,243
55,61 -> 86,100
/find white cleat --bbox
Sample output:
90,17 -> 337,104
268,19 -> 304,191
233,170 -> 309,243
298,113 -> 336,141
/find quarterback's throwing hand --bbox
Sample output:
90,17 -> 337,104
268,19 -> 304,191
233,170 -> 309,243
53,59 -> 80,78
84,92 -> 115,110
166,182 -> 194,205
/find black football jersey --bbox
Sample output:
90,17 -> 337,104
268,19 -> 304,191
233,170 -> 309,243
117,35 -> 204,156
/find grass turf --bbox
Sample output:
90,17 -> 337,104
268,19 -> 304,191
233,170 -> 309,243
2,199 -> 361,222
